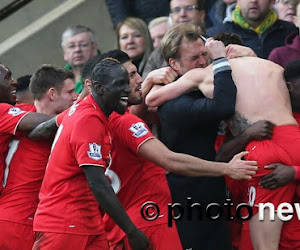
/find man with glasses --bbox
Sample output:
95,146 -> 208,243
206,0 -> 297,58
269,0 -> 300,67
61,25 -> 99,94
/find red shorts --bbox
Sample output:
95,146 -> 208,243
33,231 -> 109,250
110,223 -> 182,250
245,125 -> 300,209
0,220 -> 34,250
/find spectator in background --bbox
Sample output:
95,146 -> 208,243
148,16 -> 170,49
143,0 -> 206,78
206,0 -> 297,58
61,25 -> 99,94
117,17 -> 153,75
105,0 -> 170,28
207,0 -> 237,26
16,75 -> 33,104
274,0 -> 295,22
269,0 -> 300,67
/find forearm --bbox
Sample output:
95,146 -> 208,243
18,112 -> 54,131
27,116 -> 58,140
83,166 -> 136,234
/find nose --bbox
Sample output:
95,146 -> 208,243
179,8 -> 187,16
10,78 -> 17,88
72,92 -> 77,101
197,56 -> 207,67
137,73 -> 143,84
74,44 -> 82,52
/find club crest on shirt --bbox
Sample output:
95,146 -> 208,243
87,143 -> 102,161
8,107 -> 25,116
129,122 -> 148,138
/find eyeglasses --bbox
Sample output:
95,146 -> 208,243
65,42 -> 93,50
170,5 -> 199,14
275,0 -> 291,5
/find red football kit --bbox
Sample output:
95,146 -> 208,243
33,94 -> 111,249
0,103 -> 29,194
0,104 -> 51,249
103,111 -> 182,249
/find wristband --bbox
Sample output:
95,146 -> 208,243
212,57 -> 231,75
293,165 -> 300,180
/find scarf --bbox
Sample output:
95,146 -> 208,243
232,5 -> 277,34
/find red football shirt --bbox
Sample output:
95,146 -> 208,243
0,103 -> 29,193
103,111 -> 172,244
0,105 -> 51,225
33,94 -> 112,235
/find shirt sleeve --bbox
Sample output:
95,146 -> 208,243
158,68 -> 237,127
70,114 -> 109,168
0,104 -> 29,135
111,113 -> 155,154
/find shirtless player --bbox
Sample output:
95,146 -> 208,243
145,39 -> 300,250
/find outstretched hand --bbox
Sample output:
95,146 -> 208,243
227,151 -> 258,180
260,163 -> 295,189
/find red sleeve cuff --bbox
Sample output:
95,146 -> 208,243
293,166 -> 300,180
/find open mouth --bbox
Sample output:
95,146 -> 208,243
10,90 -> 16,96
120,96 -> 128,106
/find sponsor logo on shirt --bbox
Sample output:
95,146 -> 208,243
87,143 -> 102,161
129,122 -> 149,138
8,107 -> 25,116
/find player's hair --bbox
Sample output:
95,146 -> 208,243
284,59 -> 300,82
162,23 -> 204,62
82,50 -> 130,81
17,75 -> 32,93
116,17 -> 153,73
91,60 -> 127,89
213,33 -> 244,46
30,65 -> 74,100
61,25 -> 96,48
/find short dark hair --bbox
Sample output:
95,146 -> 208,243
17,75 -> 32,93
213,33 -> 243,46
82,50 -> 130,81
91,59 -> 126,88
30,65 -> 74,100
284,59 -> 300,82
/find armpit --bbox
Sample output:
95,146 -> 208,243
227,112 -> 253,136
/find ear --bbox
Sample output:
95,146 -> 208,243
169,58 -> 181,74
85,79 -> 92,93
48,87 -> 58,101
199,10 -> 206,24
93,81 -> 105,95
63,49 -> 69,62
91,42 -> 99,56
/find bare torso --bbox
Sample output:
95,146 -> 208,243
199,57 -> 297,136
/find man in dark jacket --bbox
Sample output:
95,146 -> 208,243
206,0 -> 297,58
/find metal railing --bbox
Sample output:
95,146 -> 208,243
0,0 -> 33,22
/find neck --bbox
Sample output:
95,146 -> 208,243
91,91 -> 111,117
34,99 -> 57,115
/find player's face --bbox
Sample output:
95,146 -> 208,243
170,0 -> 205,26
102,67 -> 131,115
63,32 -> 98,68
54,78 -> 77,114
0,65 -> 17,104
122,61 -> 143,105
237,0 -> 274,24
119,25 -> 146,61
174,38 -> 208,75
